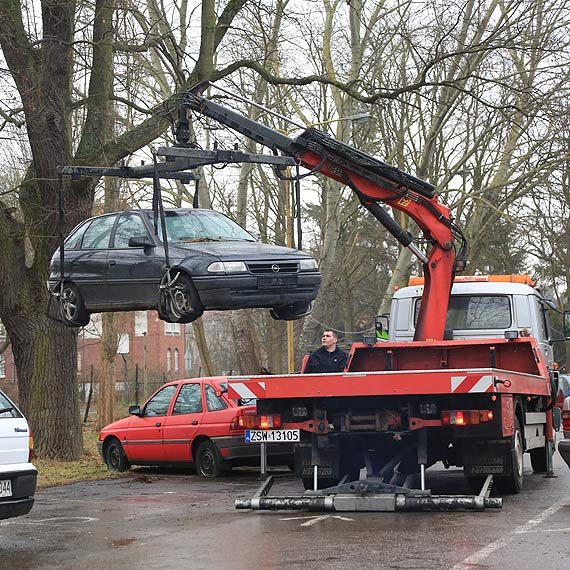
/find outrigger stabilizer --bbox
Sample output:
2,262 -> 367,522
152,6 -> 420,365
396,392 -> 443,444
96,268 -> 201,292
236,474 -> 502,513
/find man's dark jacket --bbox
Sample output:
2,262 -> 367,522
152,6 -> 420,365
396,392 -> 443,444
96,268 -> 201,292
304,346 -> 348,373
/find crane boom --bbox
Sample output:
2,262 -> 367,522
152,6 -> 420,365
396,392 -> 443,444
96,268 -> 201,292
184,82 -> 466,341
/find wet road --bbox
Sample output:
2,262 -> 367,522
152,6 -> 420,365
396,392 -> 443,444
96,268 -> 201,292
1,456 -> 569,570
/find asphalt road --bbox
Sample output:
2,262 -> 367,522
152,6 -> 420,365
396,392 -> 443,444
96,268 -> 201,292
1,455 -> 569,570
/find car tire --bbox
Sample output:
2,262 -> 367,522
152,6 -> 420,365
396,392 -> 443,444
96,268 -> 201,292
195,440 -> 228,478
60,282 -> 90,326
530,446 -> 548,473
496,416 -> 524,494
270,302 -> 312,321
105,438 -> 130,472
159,271 -> 204,323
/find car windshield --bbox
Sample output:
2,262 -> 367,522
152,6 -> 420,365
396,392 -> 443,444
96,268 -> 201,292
152,210 -> 255,243
0,392 -> 22,418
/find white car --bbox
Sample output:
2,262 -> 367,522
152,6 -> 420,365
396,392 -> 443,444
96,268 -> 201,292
560,396 -> 570,469
0,390 -> 37,519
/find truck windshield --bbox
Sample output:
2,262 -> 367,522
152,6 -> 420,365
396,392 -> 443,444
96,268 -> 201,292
415,295 -> 511,330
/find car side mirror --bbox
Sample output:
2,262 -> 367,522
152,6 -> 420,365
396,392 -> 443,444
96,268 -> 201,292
128,235 -> 155,248
375,314 -> 389,341
129,405 -> 142,416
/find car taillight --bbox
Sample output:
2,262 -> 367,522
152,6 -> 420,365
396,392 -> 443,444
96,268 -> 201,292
562,409 -> 570,431
28,429 -> 34,462
441,410 -> 493,426
230,412 -> 244,430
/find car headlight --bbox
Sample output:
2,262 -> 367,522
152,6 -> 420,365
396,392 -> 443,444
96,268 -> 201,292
299,258 -> 318,271
207,261 -> 247,273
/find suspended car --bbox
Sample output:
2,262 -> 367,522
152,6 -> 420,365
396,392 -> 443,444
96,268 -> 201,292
48,208 -> 320,326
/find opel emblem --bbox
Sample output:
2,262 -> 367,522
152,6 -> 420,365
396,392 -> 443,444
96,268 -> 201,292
271,264 -> 280,273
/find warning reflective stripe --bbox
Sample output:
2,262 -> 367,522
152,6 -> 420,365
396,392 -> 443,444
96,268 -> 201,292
229,381 -> 266,399
451,375 -> 494,393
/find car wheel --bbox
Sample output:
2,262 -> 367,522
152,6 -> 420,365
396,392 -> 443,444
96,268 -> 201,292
195,440 -> 227,478
270,302 -> 312,321
105,438 -> 130,472
159,272 -> 203,323
60,283 -> 90,326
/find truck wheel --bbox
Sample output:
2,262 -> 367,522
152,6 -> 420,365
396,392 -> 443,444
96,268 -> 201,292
105,438 -> 130,472
530,447 -> 548,473
496,417 -> 524,494
195,440 -> 228,478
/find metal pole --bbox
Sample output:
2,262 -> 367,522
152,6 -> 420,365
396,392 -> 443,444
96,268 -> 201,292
143,331 -> 148,400
135,364 -> 139,406
285,167 -> 295,372
260,443 -> 267,477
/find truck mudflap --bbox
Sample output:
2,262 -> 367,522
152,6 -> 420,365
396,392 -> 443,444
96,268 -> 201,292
235,474 -> 502,512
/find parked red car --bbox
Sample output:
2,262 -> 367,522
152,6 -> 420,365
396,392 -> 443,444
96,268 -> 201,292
98,377 -> 292,477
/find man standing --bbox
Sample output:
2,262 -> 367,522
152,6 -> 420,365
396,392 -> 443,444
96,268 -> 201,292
304,330 -> 349,373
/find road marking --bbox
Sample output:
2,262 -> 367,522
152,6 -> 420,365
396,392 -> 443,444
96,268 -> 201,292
450,499 -> 568,570
280,514 -> 354,526
24,516 -> 99,525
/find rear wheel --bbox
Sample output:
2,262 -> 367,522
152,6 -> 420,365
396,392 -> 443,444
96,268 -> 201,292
195,440 -> 228,478
496,416 -> 524,494
530,446 -> 548,473
105,438 -> 130,472
60,283 -> 90,326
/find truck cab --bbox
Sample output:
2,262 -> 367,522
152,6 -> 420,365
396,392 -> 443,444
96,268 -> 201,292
389,275 -> 555,367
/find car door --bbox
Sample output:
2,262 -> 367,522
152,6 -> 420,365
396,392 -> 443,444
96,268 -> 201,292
162,383 -> 204,462
108,212 -> 162,308
123,384 -> 177,462
73,214 -> 117,308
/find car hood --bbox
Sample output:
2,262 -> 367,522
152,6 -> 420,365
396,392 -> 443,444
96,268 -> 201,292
170,241 -> 312,260
100,416 -> 131,435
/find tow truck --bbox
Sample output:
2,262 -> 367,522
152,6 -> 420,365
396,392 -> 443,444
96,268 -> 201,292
57,81 -> 566,512
181,82 -> 567,512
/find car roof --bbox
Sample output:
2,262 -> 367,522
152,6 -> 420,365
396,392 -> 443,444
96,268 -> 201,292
162,376 -> 230,388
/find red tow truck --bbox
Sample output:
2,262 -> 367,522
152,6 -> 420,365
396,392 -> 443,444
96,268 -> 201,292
186,83 -> 567,511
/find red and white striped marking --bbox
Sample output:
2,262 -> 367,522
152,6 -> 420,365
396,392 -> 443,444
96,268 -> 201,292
228,381 -> 266,400
451,374 -> 494,393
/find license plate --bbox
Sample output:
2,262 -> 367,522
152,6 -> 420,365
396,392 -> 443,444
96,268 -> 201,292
0,479 -> 12,498
245,429 -> 300,443
257,276 -> 297,289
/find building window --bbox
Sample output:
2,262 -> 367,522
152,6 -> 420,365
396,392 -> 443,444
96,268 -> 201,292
174,348 -> 179,372
134,311 -> 148,336
164,322 -> 180,336
166,348 -> 172,372
0,354 -> 5,379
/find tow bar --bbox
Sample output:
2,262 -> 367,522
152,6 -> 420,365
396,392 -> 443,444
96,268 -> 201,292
235,474 -> 502,512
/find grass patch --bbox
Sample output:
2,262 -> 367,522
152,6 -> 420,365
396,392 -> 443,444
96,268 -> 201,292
35,425 -> 129,488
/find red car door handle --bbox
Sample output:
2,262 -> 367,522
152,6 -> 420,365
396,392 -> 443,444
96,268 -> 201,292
155,422 -> 161,427
191,420 -> 198,425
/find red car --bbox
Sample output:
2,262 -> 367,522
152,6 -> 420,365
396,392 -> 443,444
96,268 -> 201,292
98,377 -> 292,477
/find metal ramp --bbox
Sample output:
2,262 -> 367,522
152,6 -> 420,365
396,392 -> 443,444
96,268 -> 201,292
235,474 -> 502,512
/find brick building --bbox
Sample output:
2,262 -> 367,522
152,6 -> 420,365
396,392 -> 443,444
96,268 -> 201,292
1,311 -> 197,404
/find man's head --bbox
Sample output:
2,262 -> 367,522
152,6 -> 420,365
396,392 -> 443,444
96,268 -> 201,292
321,330 -> 338,352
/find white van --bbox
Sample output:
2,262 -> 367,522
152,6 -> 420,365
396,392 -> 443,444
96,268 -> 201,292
0,390 -> 37,520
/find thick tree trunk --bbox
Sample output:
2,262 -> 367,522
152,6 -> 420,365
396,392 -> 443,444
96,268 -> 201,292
9,309 -> 81,459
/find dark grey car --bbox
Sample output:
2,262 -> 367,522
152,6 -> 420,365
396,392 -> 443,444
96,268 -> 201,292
48,209 -> 320,326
